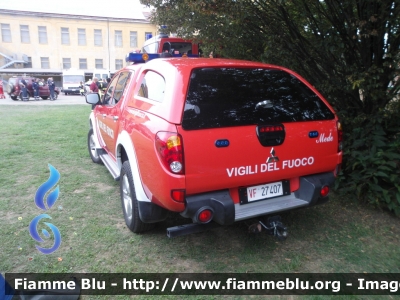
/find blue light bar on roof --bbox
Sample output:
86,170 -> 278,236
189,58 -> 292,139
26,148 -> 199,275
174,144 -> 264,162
125,52 -> 199,64
125,53 -> 160,63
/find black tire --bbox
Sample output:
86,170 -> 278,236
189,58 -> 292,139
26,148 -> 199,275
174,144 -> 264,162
19,91 -> 30,100
87,128 -> 102,164
10,96 -> 18,101
42,96 -> 48,100
120,161 -> 155,233
7,83 -> 14,94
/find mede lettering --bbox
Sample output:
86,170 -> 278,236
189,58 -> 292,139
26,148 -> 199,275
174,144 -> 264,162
316,132 -> 333,143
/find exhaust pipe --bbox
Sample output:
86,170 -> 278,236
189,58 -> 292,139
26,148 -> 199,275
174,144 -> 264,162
167,222 -> 219,238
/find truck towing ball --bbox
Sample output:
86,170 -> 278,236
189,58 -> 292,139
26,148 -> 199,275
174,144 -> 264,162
249,216 -> 288,240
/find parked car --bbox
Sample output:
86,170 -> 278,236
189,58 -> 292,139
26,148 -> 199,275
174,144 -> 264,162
86,55 -> 343,238
6,76 -> 59,100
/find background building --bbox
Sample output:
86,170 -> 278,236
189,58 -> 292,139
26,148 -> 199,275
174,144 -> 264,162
0,0 -> 156,86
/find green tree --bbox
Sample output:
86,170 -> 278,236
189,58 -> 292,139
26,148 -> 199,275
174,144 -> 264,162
142,0 -> 400,213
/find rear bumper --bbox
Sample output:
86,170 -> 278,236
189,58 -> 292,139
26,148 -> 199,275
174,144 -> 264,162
181,172 -> 335,225
62,89 -> 80,93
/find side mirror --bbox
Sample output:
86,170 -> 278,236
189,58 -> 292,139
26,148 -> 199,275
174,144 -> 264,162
85,93 -> 100,105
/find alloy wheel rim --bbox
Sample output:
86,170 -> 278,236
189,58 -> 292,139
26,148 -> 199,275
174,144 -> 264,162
122,174 -> 132,221
90,134 -> 99,159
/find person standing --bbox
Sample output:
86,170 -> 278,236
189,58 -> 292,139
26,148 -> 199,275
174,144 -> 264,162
47,77 -> 55,100
79,81 -> 85,96
20,77 -> 28,101
97,78 -> 107,99
90,78 -> 99,93
89,78 -> 99,109
32,78 -> 40,100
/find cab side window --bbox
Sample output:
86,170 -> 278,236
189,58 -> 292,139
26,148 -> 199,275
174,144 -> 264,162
103,75 -> 119,105
143,42 -> 159,53
103,71 -> 132,105
137,71 -> 165,103
113,72 -> 131,104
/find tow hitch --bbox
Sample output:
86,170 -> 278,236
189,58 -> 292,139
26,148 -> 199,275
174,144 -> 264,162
249,216 -> 288,240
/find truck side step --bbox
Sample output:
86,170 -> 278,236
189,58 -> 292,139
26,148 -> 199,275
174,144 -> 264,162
99,152 -> 120,180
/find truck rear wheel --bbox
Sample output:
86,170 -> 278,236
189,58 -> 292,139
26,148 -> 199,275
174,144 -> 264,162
120,161 -> 155,233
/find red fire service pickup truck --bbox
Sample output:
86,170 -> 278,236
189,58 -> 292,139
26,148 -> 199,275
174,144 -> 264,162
86,53 -> 343,238
141,34 -> 200,56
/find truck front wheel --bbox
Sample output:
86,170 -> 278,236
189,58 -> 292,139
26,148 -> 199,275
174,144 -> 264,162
120,161 -> 154,233
87,128 -> 102,164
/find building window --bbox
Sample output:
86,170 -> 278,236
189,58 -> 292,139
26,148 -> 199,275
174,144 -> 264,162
1,24 -> 11,42
115,30 -> 122,47
115,59 -> 123,70
95,59 -> 103,69
38,26 -> 47,44
63,58 -> 71,69
61,27 -> 70,45
145,32 -> 152,40
130,31 -> 137,48
20,25 -> 30,43
79,58 -> 87,69
26,57 -> 32,68
41,57 -> 50,69
94,29 -> 102,46
78,28 -> 86,46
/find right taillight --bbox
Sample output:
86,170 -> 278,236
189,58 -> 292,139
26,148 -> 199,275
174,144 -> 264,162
195,207 -> 214,224
320,185 -> 330,197
337,121 -> 343,152
155,131 -> 184,174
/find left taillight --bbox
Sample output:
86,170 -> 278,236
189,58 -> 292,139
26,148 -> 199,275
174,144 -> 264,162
155,131 -> 184,174
337,121 -> 343,152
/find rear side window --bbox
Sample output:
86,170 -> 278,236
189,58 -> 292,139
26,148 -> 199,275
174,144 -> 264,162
182,68 -> 334,130
137,71 -> 165,103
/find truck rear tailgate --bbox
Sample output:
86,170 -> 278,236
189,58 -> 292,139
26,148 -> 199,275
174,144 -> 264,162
179,66 -> 340,196
179,120 -> 339,195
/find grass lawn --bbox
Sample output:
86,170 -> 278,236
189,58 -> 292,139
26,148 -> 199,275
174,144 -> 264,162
1,105 -> 399,299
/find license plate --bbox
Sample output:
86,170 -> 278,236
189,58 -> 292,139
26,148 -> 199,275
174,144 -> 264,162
239,180 -> 290,204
